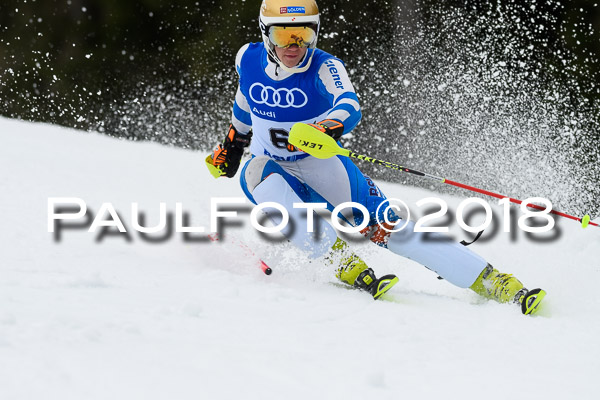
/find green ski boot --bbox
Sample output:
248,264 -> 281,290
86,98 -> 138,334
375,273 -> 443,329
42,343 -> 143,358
470,264 -> 546,315
330,238 -> 398,300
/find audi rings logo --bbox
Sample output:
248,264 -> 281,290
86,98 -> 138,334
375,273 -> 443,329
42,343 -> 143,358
249,83 -> 308,108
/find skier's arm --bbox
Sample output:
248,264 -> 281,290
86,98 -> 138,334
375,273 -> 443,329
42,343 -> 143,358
231,43 -> 253,135
316,58 -> 362,135
231,85 -> 252,135
206,44 -> 253,178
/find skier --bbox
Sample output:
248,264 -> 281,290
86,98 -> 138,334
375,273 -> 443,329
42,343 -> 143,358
206,0 -> 545,314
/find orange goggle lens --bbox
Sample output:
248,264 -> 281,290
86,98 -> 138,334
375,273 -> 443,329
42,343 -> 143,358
268,25 -> 316,48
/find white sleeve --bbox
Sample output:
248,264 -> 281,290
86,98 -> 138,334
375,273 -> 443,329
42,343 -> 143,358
317,59 -> 361,132
235,43 -> 251,76
231,44 -> 253,134
231,85 -> 252,134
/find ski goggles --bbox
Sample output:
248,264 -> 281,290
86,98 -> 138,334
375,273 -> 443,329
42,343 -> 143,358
268,25 -> 317,48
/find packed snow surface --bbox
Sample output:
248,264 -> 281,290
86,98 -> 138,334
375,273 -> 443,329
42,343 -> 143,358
1,118 -> 599,399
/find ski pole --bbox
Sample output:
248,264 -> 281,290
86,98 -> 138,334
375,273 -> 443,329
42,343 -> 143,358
288,123 -> 598,229
208,233 -> 273,275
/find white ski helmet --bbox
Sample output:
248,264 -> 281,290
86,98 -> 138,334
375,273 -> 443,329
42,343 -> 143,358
259,0 -> 320,73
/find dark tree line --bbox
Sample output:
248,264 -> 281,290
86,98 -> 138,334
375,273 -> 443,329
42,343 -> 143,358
1,0 -> 599,213
1,0 -> 598,136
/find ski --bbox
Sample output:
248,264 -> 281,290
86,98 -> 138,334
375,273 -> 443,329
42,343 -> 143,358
371,274 -> 399,300
520,288 -> 546,315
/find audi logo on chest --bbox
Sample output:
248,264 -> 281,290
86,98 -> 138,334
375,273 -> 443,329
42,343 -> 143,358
249,83 -> 308,108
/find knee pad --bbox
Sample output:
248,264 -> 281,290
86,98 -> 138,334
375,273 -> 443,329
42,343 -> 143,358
353,196 -> 400,228
240,156 -> 272,204
241,156 -> 271,192
240,156 -> 309,204
354,196 -> 401,247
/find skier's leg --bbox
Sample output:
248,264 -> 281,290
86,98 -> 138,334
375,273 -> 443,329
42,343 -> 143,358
332,157 -> 545,312
386,222 -> 545,313
240,156 -> 337,258
241,156 -> 397,298
386,223 -> 486,288
285,155 -> 398,297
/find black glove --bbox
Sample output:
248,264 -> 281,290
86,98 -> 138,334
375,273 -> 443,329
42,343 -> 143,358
308,119 -> 344,141
207,125 -> 252,178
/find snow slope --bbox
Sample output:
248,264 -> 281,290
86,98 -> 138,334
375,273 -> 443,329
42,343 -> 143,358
1,117 -> 599,400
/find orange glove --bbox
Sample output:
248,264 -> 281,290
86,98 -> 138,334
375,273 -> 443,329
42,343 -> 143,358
206,125 -> 252,178
308,119 -> 344,141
